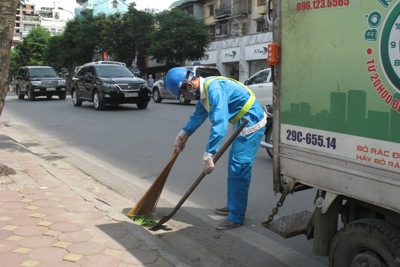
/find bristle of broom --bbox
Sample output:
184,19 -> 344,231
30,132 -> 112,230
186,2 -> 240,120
127,150 -> 180,216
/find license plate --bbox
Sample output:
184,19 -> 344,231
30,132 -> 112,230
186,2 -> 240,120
47,87 -> 56,91
125,93 -> 138,97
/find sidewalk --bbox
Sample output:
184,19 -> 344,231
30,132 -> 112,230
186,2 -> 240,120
0,130 -> 190,267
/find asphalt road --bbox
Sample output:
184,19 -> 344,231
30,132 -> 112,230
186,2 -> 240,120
2,93 -> 328,267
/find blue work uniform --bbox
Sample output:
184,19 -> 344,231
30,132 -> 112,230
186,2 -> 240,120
182,77 -> 266,224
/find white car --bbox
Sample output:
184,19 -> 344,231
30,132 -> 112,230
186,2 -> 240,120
243,68 -> 272,107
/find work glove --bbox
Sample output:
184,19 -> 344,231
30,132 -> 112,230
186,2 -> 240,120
174,130 -> 188,152
203,152 -> 215,174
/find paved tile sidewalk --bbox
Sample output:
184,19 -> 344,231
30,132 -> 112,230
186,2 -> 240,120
0,133 -> 189,267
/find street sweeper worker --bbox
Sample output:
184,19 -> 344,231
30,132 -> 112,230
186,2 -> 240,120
164,67 -> 267,230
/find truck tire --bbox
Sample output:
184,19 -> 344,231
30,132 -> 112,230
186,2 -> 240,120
152,88 -> 162,103
329,218 -> 400,267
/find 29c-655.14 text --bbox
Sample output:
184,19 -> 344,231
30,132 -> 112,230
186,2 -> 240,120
286,129 -> 337,149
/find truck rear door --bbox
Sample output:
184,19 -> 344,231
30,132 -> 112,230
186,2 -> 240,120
274,0 -> 400,211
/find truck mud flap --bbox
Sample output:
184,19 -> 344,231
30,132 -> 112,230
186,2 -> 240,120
262,210 -> 312,238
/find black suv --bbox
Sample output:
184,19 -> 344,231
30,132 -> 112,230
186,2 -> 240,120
15,66 -> 67,100
70,63 -> 151,110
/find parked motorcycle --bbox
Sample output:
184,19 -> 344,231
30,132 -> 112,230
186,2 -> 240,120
260,105 -> 273,158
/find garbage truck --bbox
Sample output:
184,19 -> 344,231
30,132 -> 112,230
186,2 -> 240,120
263,1 -> 400,266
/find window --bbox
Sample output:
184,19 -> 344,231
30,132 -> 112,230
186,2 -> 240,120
257,0 -> 266,7
209,5 -> 214,16
249,69 -> 270,84
88,66 -> 96,77
220,0 -> 230,12
216,25 -> 221,35
29,68 -> 57,78
18,68 -> 27,78
216,22 -> 229,36
256,19 -> 265,32
196,68 -> 221,77
208,26 -> 215,37
233,23 -> 239,32
77,67 -> 88,77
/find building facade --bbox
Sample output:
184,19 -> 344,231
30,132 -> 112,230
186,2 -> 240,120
13,3 -> 41,44
75,0 -> 130,17
147,0 -> 272,82
37,3 -> 75,37
12,2 -> 77,45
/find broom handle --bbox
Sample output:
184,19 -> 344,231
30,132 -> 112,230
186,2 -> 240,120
166,119 -> 248,217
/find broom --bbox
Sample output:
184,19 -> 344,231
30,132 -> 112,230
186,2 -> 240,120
127,135 -> 188,216
150,119 -> 248,230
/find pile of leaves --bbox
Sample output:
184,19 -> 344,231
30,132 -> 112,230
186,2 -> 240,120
125,214 -> 157,227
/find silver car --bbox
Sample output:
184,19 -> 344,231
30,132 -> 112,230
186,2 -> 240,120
152,65 -> 221,105
243,68 -> 272,107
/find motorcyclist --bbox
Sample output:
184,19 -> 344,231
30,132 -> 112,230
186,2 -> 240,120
165,67 -> 267,230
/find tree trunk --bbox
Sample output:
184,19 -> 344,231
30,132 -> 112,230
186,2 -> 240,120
0,0 -> 19,117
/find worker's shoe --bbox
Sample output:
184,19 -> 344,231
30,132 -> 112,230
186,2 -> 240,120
214,206 -> 230,216
215,218 -> 242,230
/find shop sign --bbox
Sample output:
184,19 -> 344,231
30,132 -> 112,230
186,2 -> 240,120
221,47 -> 240,63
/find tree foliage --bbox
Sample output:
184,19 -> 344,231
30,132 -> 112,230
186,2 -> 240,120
97,13 -> 130,65
43,34 -> 68,71
9,7 -> 211,78
147,8 -> 211,65
99,6 -> 154,69
10,27 -> 52,72
44,16 -> 101,75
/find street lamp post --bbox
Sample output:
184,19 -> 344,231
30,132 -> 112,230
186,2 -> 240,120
57,7 -> 74,18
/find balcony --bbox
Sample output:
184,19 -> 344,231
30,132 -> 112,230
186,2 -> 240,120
214,7 -> 231,19
22,15 -> 40,22
214,4 -> 249,21
80,2 -> 94,13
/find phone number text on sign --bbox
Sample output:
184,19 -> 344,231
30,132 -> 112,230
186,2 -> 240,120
292,0 -> 350,12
